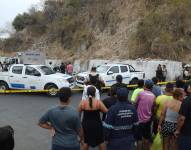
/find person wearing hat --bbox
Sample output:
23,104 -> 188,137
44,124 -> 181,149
175,80 -> 191,150
103,88 -> 138,150
135,79 -> 156,150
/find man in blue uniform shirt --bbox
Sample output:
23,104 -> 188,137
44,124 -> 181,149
103,88 -> 139,150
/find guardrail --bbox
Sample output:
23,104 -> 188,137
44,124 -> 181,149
0,80 -> 183,94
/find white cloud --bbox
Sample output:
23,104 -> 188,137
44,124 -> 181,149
0,0 -> 41,28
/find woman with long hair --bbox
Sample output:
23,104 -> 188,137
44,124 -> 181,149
158,88 -> 184,150
78,86 -> 108,150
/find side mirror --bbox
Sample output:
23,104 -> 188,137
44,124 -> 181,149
107,71 -> 114,75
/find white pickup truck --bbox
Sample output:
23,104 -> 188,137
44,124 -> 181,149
76,63 -> 145,87
0,64 -> 75,96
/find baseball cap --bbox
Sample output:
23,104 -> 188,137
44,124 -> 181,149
145,79 -> 154,89
116,88 -> 129,98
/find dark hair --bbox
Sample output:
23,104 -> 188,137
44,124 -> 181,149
152,77 -> 158,84
87,86 -> 96,108
176,80 -> 185,88
59,87 -> 72,102
173,88 -> 184,99
144,79 -> 154,90
137,79 -> 144,88
165,83 -> 174,93
91,67 -> 96,72
116,75 -> 123,83
116,88 -> 129,102
110,86 -> 117,96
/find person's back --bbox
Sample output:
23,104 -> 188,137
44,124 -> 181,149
111,75 -> 127,92
67,63 -> 73,74
103,88 -> 138,150
136,90 -> 155,122
102,86 -> 118,120
78,86 -> 107,150
43,106 -> 80,146
39,87 -> 81,150
60,63 -> 66,74
131,79 -> 144,103
156,95 -> 173,119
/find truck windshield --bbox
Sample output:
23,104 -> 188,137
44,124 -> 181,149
39,66 -> 55,75
97,66 -> 110,73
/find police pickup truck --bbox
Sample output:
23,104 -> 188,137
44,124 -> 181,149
76,63 -> 145,87
0,64 -> 75,96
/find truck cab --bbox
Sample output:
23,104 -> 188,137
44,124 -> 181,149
76,63 -> 145,87
0,64 -> 75,96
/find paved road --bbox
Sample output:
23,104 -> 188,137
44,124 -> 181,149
0,92 -> 109,150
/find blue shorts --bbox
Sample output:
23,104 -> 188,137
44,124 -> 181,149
52,145 -> 80,150
177,135 -> 191,150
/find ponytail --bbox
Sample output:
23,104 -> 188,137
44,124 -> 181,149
88,95 -> 93,108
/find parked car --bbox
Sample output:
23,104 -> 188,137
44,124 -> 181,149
76,63 -> 145,87
0,64 -> 75,96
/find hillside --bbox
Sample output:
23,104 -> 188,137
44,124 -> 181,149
0,0 -> 191,62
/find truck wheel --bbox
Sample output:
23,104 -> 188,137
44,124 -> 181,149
0,82 -> 9,90
45,84 -> 58,96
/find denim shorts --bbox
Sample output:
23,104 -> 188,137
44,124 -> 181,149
177,135 -> 191,150
52,144 -> 80,150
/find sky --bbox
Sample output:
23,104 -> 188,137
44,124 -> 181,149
0,0 -> 42,29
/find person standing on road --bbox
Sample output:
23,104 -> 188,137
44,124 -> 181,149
102,86 -> 118,121
85,66 -> 105,93
135,79 -> 156,150
162,65 -> 167,82
152,83 -> 174,135
103,88 -> 139,150
0,62 -> 3,72
78,86 -> 107,150
66,62 -> 73,75
111,75 -> 127,91
156,64 -> 163,82
158,88 -> 184,150
152,77 -> 163,97
131,79 -> 144,104
175,81 -> 191,150
38,87 -> 83,150
60,62 -> 66,74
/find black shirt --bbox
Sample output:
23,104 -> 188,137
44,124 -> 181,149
102,96 -> 117,121
111,83 -> 128,91
179,96 -> 191,136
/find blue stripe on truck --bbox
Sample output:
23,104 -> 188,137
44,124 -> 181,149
11,83 -> 25,88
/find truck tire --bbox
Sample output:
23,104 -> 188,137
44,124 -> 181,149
0,82 -> 9,90
45,84 -> 58,96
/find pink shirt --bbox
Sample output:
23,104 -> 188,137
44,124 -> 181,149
67,64 -> 73,74
136,90 -> 155,123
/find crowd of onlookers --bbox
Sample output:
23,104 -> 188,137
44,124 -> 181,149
38,67 -> 191,150
48,62 -> 73,75
1,66 -> 191,150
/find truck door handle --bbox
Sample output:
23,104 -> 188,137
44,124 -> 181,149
10,76 -> 14,77
22,77 -> 27,78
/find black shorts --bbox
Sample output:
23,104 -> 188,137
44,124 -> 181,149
136,120 -> 152,141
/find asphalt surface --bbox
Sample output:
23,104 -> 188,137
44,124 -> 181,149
0,92 -> 109,150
